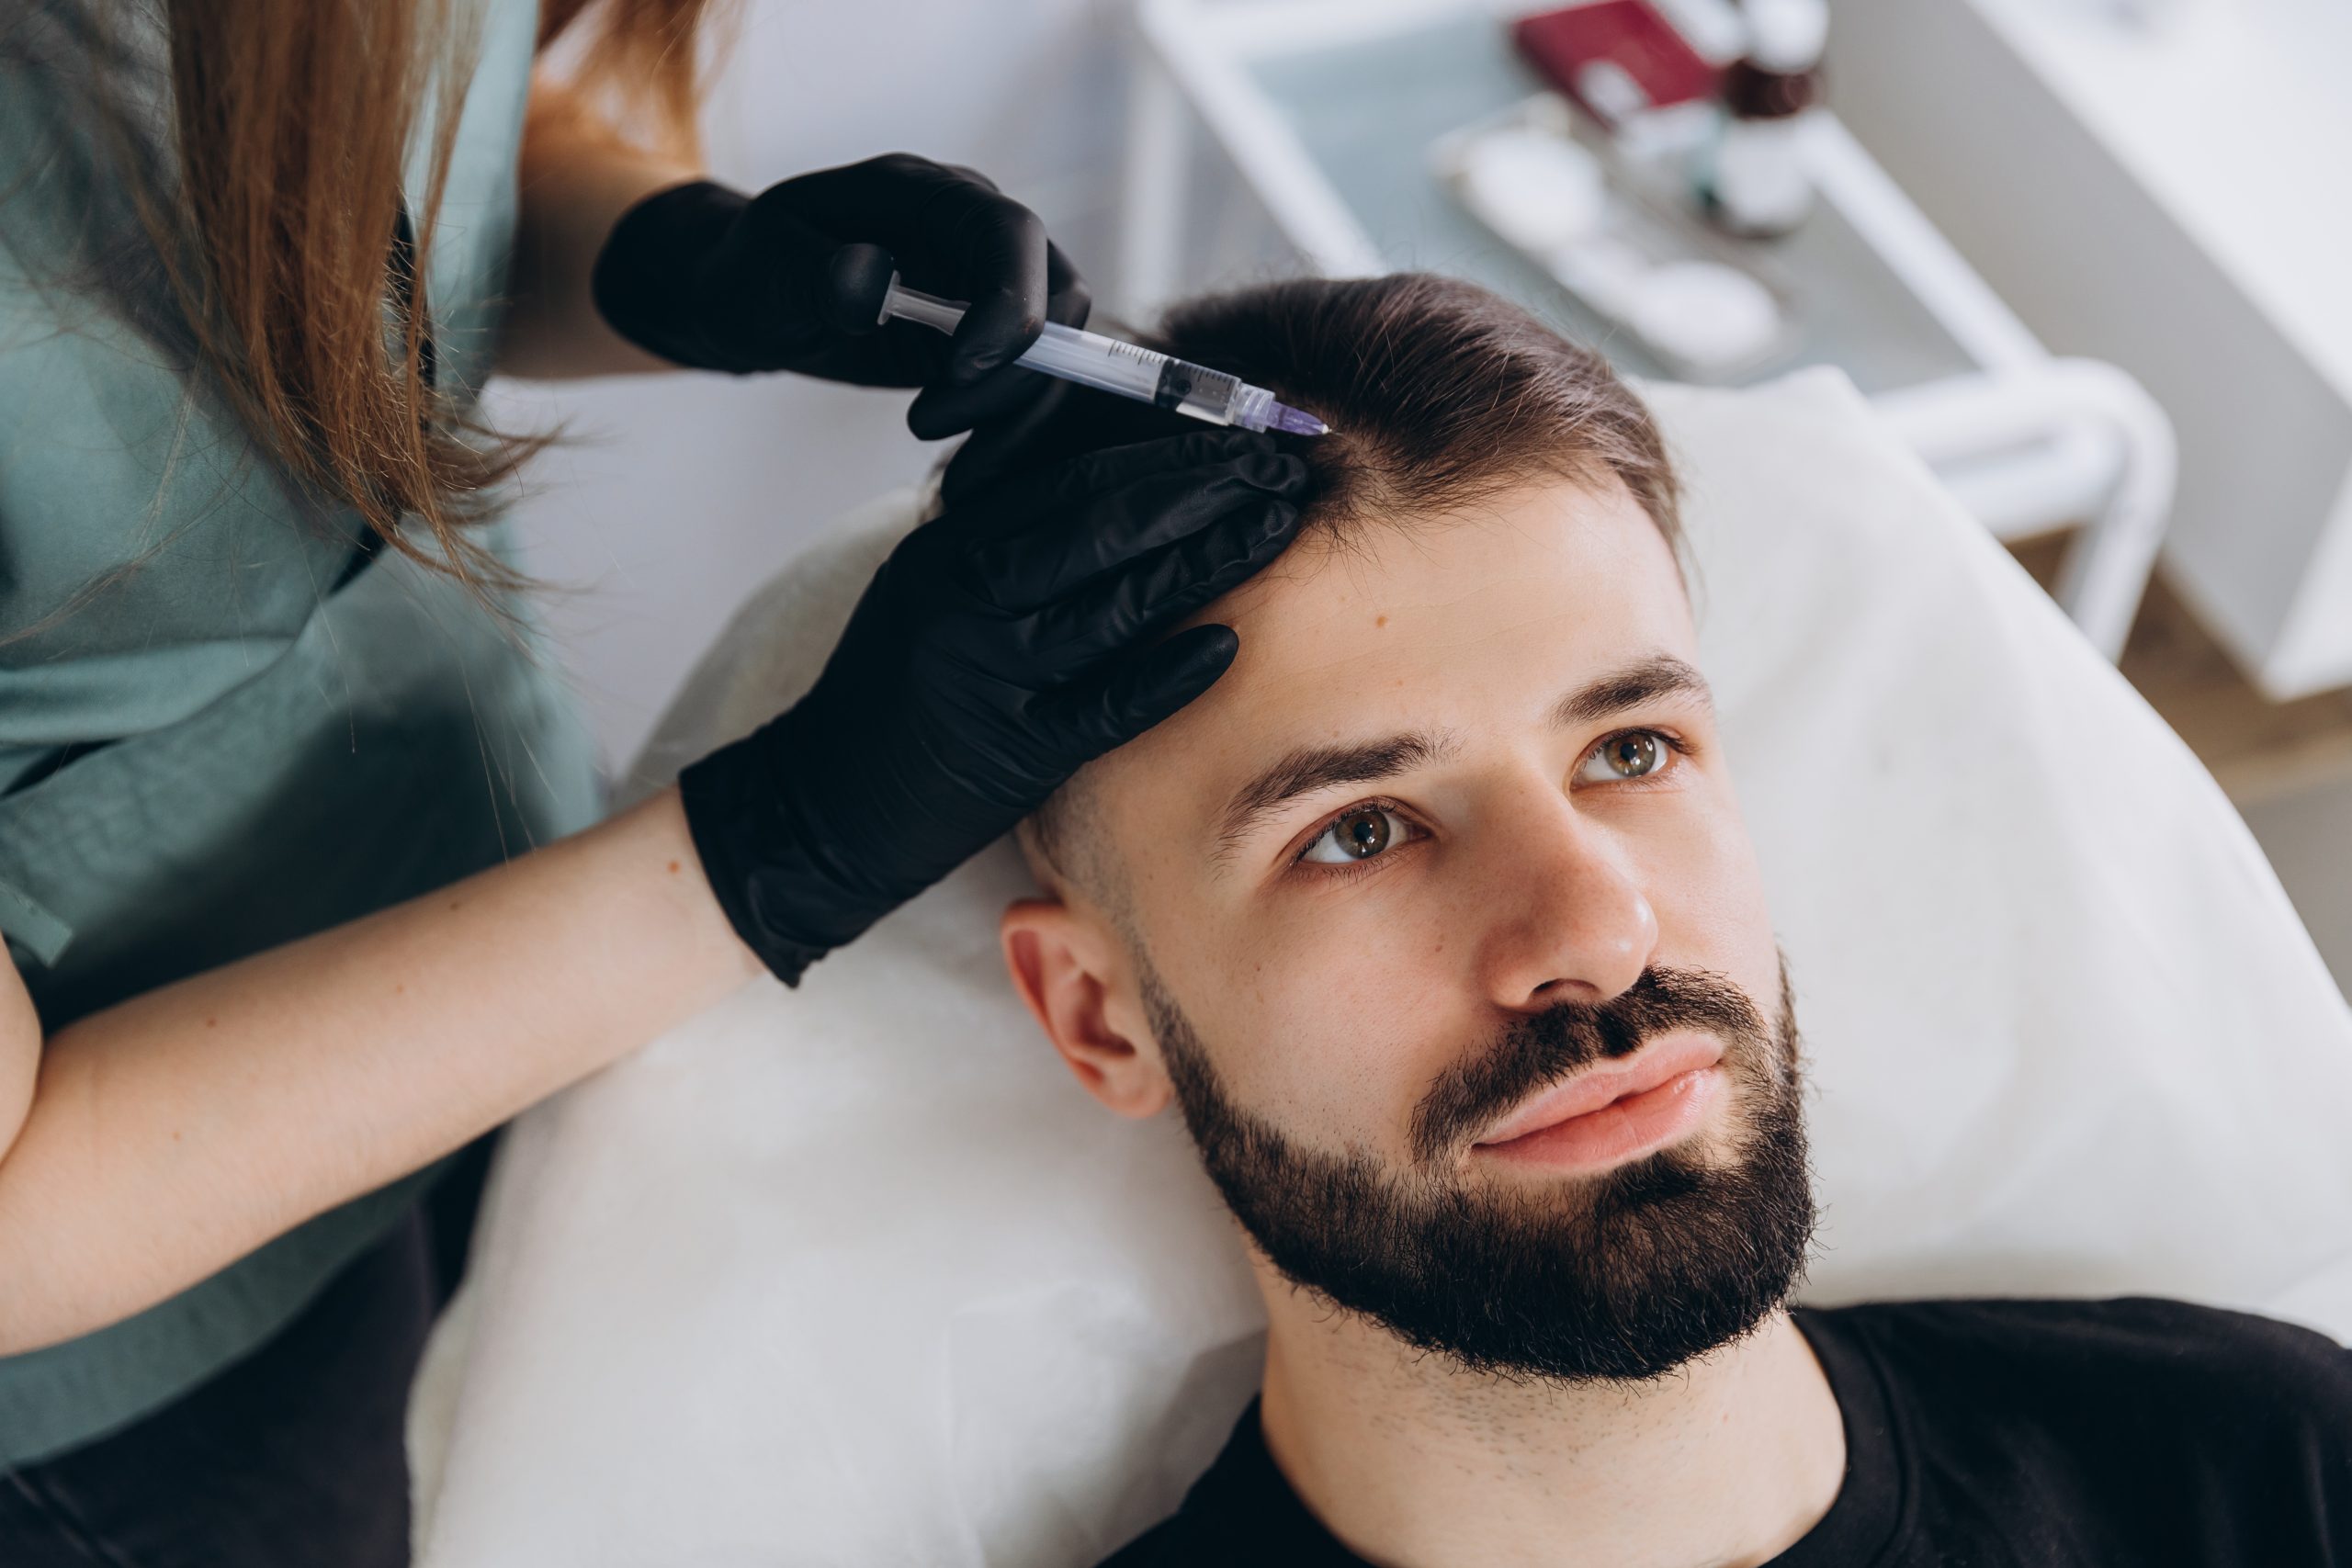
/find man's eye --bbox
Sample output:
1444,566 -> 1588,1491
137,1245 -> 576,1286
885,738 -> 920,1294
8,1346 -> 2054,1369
1299,806 -> 1413,865
1577,729 -> 1677,784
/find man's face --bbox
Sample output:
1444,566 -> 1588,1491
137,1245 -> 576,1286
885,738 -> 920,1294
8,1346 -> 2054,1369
1002,475 -> 1815,1382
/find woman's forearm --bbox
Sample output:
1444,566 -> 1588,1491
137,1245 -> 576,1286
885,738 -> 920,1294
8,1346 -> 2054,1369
0,785 -> 762,1354
500,72 -> 703,379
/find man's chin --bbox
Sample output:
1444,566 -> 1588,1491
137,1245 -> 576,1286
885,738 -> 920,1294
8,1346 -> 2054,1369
1223,1130 -> 1811,1383
1145,960 -> 1818,1384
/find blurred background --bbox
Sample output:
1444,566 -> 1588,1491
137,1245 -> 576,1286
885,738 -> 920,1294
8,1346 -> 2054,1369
496,0 -> 2352,991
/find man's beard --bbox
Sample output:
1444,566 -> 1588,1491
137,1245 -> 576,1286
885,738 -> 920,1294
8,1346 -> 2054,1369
1142,962 -> 1817,1384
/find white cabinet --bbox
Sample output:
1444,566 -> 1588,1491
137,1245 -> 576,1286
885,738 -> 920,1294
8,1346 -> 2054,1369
1828,0 -> 2352,698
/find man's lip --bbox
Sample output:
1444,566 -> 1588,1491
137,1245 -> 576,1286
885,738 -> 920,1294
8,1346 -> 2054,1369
1471,1033 -> 1727,1148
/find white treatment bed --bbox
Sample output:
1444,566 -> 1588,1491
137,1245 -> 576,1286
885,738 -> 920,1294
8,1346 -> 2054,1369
408,367 -> 2352,1567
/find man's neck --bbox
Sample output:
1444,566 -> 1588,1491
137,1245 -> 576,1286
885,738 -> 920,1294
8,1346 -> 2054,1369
1254,1283 -> 1846,1568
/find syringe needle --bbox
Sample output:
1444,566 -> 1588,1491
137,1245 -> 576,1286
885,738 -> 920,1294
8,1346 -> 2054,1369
1263,402 -> 1331,437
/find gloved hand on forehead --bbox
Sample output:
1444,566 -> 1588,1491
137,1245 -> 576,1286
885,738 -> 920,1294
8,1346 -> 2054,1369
593,152 -> 1088,437
681,429 -> 1310,986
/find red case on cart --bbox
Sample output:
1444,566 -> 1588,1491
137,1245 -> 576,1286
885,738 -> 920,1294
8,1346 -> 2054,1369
1511,2 -> 1721,123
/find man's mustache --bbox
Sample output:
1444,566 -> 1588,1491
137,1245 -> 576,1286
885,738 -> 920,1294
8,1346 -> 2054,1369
1410,966 -> 1772,1164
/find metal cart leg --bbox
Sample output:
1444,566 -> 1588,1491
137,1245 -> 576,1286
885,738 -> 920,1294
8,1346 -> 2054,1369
1118,51 -> 1191,319
1872,359 -> 2177,660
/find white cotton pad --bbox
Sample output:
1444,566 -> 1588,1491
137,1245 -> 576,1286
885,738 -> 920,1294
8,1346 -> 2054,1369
1626,261 -> 1781,374
1454,128 -> 1610,254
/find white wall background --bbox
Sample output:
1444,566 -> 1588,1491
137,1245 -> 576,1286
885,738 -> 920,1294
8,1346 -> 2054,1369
496,0 -> 1142,773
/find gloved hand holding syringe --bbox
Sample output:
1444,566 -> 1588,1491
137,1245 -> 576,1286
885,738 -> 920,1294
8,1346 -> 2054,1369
878,274 -> 1332,437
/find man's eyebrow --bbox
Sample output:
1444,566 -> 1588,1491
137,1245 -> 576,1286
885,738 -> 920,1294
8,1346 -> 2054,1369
1216,732 -> 1455,854
1551,654 -> 1714,728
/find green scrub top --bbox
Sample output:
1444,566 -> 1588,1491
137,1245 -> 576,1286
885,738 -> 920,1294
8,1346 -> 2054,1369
0,0 -> 603,1463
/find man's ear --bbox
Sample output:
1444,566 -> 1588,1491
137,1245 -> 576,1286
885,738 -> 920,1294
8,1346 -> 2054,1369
1000,898 -> 1171,1119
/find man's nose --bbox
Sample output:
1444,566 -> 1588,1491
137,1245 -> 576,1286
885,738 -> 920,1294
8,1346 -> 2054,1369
1471,784 -> 1657,1012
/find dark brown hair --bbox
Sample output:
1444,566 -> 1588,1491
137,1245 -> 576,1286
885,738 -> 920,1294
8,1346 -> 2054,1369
1022,272 -> 1683,887
1146,273 -> 1679,553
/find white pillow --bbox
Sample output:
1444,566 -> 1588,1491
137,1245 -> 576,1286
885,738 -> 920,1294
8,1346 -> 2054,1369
413,368 -> 2352,1568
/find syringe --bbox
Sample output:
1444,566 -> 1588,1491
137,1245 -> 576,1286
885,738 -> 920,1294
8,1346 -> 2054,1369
879,277 -> 1331,437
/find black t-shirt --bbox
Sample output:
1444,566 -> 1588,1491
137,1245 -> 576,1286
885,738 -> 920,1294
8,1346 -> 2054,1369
1099,1297 -> 2352,1567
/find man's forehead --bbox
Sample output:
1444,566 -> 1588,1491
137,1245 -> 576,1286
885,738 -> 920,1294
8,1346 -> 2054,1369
1102,476 -> 1697,813
1219,473 -> 1674,634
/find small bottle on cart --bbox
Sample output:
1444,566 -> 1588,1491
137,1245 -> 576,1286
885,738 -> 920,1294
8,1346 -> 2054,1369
1699,0 -> 1827,239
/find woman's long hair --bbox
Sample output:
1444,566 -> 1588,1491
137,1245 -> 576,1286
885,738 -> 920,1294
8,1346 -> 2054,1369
10,0 -> 714,594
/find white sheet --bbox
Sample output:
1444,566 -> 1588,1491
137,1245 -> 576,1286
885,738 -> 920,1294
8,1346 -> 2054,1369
413,367 -> 2352,1568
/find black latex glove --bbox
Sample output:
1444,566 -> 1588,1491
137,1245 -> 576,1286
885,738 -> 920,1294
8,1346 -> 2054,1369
681,430 -> 1310,985
591,153 -> 1090,437
941,373 -> 1204,509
